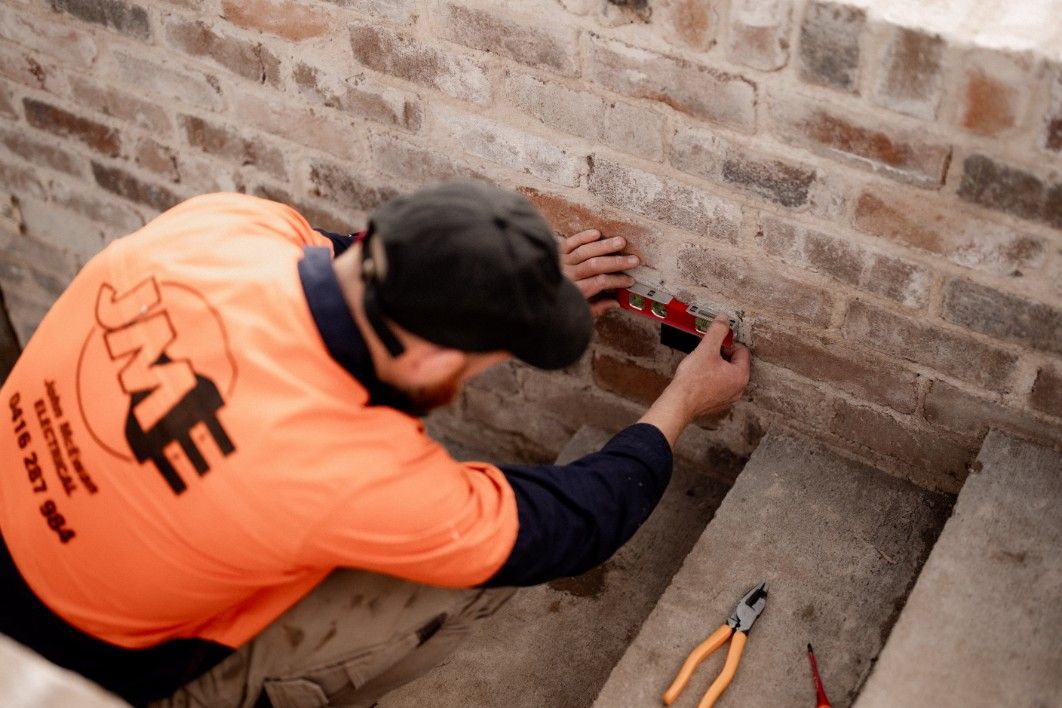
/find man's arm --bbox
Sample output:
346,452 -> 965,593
483,318 -> 749,587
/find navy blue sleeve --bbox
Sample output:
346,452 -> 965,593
482,423 -> 673,587
313,228 -> 355,256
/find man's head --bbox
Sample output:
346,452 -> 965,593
334,181 -> 594,413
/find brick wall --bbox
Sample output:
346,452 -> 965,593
0,0 -> 1059,492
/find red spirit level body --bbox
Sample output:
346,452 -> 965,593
618,282 -> 736,350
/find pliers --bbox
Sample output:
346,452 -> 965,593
663,581 -> 768,708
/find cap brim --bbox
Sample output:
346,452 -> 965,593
514,279 -> 594,370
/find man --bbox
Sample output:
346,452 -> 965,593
0,182 -> 750,707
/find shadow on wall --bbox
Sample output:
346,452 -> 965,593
0,288 -> 21,385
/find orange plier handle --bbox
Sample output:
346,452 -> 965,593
662,624 -> 748,708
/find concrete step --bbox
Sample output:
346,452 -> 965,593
0,634 -> 126,707
381,426 -> 734,708
855,431 -> 1062,708
593,430 -> 951,708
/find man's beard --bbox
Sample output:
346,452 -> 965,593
403,379 -> 461,417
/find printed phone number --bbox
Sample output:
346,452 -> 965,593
10,392 -> 76,544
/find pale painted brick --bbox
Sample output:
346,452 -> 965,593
654,0 -> 722,52
0,125 -> 84,177
941,278 -> 1061,355
235,92 -> 363,161
164,18 -> 282,86
221,0 -> 333,41
757,216 -> 931,308
112,51 -> 225,113
18,194 -> 110,262
677,243 -> 834,326
293,62 -> 422,131
70,76 -> 172,134
179,114 -> 287,180
872,26 -> 944,120
798,0 -> 865,92
956,49 -> 1035,138
349,23 -> 491,104
1042,64 -> 1062,153
853,188 -> 1045,277
436,2 -> 580,76
585,35 -> 757,133
588,156 -> 741,241
0,43 -> 64,94
1030,366 -> 1062,419
506,72 -> 663,159
323,0 -> 417,23
48,179 -> 144,235
52,0 -> 150,40
771,95 -> 952,187
0,6 -> 98,65
307,159 -> 398,212
727,0 -> 792,71
924,380 -> 1061,445
434,106 -> 588,187
841,299 -> 1019,394
369,133 -> 484,184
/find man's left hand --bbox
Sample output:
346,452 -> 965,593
560,229 -> 639,317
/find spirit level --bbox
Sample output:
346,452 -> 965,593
619,282 -> 743,350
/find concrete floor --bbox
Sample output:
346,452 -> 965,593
593,431 -> 952,708
382,427 -> 737,708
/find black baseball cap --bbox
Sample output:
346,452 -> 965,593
358,181 -> 593,370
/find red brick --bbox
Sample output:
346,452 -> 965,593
1030,366 -> 1062,419
164,18 -> 281,86
0,5 -> 98,65
235,93 -> 363,161
841,299 -> 1019,393
747,361 -> 832,428
757,216 -> 930,308
48,180 -> 144,234
221,0 -> 332,41
941,279 -> 1061,355
0,126 -> 83,176
133,137 -> 178,181
180,114 -> 287,180
754,326 -> 919,413
369,133 -> 484,184
0,160 -> 46,198
520,366 -> 644,433
592,351 -> 670,406
23,98 -> 120,157
113,51 -> 225,112
293,63 -> 421,132
436,2 -> 579,76
727,0 -> 791,71
517,187 -> 662,267
325,0 -> 417,23
505,72 -> 663,160
798,1 -> 865,93
435,105 -> 588,187
957,52 -> 1032,138
872,27 -> 944,120
0,44 -> 59,92
957,154 -> 1059,230
70,75 -> 172,133
587,157 -> 740,242
586,35 -> 756,132
852,189 -> 1044,277
463,386 -> 572,454
251,184 -> 352,234
678,244 -> 834,326
91,161 -> 180,212
829,398 -> 974,485
925,380 -> 1062,445
52,0 -> 150,40
349,24 -> 490,104
657,0 -> 720,51
594,309 -> 661,359
0,84 -> 14,118
772,97 -> 951,187
307,159 -> 399,213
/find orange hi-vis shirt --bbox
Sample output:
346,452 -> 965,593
0,193 -> 518,650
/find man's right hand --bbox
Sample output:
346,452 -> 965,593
638,315 -> 751,447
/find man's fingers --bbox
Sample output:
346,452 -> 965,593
699,315 -> 732,353
729,344 -> 751,372
570,254 -> 639,280
564,236 -> 628,265
578,273 -> 635,298
559,229 -> 601,256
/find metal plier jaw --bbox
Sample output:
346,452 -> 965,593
728,581 -> 768,634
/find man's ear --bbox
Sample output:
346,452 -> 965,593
399,342 -> 467,386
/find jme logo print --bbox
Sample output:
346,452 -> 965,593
76,277 -> 238,495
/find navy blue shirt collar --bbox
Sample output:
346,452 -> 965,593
297,247 -> 416,413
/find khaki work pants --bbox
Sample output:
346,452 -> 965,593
156,570 -> 514,708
